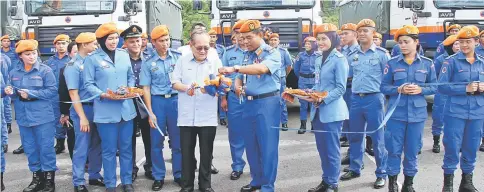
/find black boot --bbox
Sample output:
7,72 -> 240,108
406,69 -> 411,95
308,180 -> 338,192
13,145 -> 24,154
388,175 -> 398,192
401,175 -> 415,192
281,123 -> 288,131
54,139 -> 65,154
365,136 -> 374,156
7,124 -> 11,134
341,153 -> 350,165
459,173 -> 478,192
433,135 -> 441,153
298,120 -> 307,134
479,138 -> 484,152
442,174 -> 454,192
23,171 -> 45,192
43,171 -> 55,192
1,172 -> 5,191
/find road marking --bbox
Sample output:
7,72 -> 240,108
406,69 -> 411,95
116,157 -> 146,187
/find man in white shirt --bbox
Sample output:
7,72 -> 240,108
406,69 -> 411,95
171,30 -> 222,192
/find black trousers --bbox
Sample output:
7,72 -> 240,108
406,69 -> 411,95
132,115 -> 152,170
180,126 -> 216,189
66,126 -> 75,160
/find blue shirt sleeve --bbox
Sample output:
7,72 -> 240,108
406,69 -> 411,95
139,59 -> 152,86
83,56 -> 103,96
421,60 -> 437,95
28,66 -> 58,99
282,49 -> 292,68
293,53 -> 301,78
380,63 -> 399,95
323,56 -> 348,104
261,49 -> 282,76
64,64 -> 80,90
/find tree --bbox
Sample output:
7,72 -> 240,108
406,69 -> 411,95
177,0 -> 211,44
321,0 -> 339,25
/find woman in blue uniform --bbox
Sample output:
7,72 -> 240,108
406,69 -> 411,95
381,25 -> 437,191
4,40 -> 58,192
83,23 -> 137,192
306,23 -> 348,192
431,35 -> 460,154
438,26 -> 483,192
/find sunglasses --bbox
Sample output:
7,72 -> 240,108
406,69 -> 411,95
195,46 -> 210,52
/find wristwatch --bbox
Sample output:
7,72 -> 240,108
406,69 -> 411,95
233,65 -> 241,73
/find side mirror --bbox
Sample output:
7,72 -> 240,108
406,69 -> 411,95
193,0 -> 203,11
402,0 -> 424,11
124,0 -> 142,13
8,7 -> 17,17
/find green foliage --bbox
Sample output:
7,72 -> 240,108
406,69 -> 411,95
321,0 -> 339,25
177,0 -> 211,43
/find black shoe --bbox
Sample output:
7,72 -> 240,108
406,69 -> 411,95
152,180 -> 164,191
43,171 -> 55,192
174,178 -> 182,187
240,184 -> 261,192
459,173 -> 478,192
116,150 -> 119,156
365,136 -> 373,156
341,155 -> 349,165
442,174 -> 453,192
401,175 -> 415,192
374,177 -> 386,189
433,135 -> 441,153
200,188 -> 215,192
340,171 -> 360,181
23,171 -> 45,192
341,140 -> 350,147
1,173 -> 5,191
281,123 -> 288,131
88,178 -> 105,186
343,164 -> 364,172
220,119 -> 227,126
7,123 -> 11,134
211,164 -> 219,174
144,170 -> 154,180
298,120 -> 307,134
230,171 -> 243,180
2,144 -> 7,153
308,180 -> 338,192
365,147 -> 374,156
13,145 -> 24,154
122,184 -> 134,192
135,128 -> 141,137
480,139 -> 484,152
54,139 -> 65,154
132,167 -> 139,182
388,175 -> 398,192
179,188 -> 194,192
74,185 -> 88,192
340,136 -> 348,142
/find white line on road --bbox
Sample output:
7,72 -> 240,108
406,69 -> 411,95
116,157 -> 146,187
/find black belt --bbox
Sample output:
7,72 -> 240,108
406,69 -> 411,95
246,90 -> 279,101
155,93 -> 178,98
300,73 -> 315,78
354,92 -> 378,97
82,102 -> 94,106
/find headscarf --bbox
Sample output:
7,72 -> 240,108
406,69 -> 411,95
97,35 -> 116,62
321,31 -> 340,64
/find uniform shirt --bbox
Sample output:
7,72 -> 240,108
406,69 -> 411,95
475,44 -> 484,57
348,43 -> 390,94
1,54 -> 11,83
44,53 -> 71,87
1,47 -> 19,70
381,54 -> 437,122
221,44 -> 245,90
171,54 -> 222,127
83,48 -> 137,123
9,61 -> 57,127
64,54 -> 93,101
293,51 -> 320,84
130,57 -> 143,87
342,43 -> 359,78
140,49 -> 181,95
434,43 -> 446,59
237,43 -> 282,96
310,49 -> 349,123
391,44 -> 424,58
438,52 -> 484,120
277,47 -> 292,77
215,44 -> 225,60
434,52 -> 450,78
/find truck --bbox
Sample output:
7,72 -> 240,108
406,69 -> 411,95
206,0 -> 323,89
4,0 -> 183,56
338,0 -> 484,59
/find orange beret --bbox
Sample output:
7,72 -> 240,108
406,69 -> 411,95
269,33 -> 279,40
304,36 -> 316,42
240,20 -> 261,33
457,25 -> 479,39
95,22 -> 118,38
373,32 -> 382,39
313,23 -> 338,36
341,23 -> 357,31
442,35 -> 458,46
0,35 -> 9,41
208,29 -> 217,35
356,19 -> 376,30
15,40 -> 38,53
141,33 -> 148,39
447,24 -> 462,32
53,34 -> 70,44
151,25 -> 169,40
232,20 -> 247,31
75,32 -> 96,44
394,25 -> 419,41
336,30 -> 342,35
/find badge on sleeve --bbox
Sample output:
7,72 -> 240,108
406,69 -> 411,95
441,66 -> 447,74
383,67 -> 388,74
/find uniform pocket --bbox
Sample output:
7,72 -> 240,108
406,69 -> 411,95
450,96 -> 468,105
413,97 -> 427,107
455,70 -> 469,82
414,72 -> 427,83
369,59 -> 381,75
394,72 -> 407,85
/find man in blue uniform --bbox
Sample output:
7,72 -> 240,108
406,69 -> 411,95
0,54 -> 10,154
435,24 -> 462,59
268,33 -> 292,130
140,25 -> 183,191
0,35 -> 15,136
44,34 -> 71,154
208,29 -> 228,126
218,20 -> 282,192
220,20 -> 247,180
340,19 -> 389,189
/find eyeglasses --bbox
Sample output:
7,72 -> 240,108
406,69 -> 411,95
195,46 -> 210,52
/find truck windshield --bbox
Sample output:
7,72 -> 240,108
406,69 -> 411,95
434,0 -> 484,9
25,0 -> 116,16
216,0 -> 315,11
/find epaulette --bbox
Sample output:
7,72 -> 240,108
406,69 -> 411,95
420,56 -> 433,63
216,44 -> 225,49
347,48 -> 358,56
376,46 -> 389,53
334,51 -> 344,58
116,48 -> 128,53
66,60 -> 75,66
445,53 -> 458,60
170,48 -> 181,55
226,45 -> 236,50
314,51 -> 322,56
263,45 -> 275,53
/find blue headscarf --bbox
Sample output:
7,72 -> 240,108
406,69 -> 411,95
321,31 -> 340,63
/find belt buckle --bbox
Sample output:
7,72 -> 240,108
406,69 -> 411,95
359,93 -> 365,97
247,96 -> 253,100
165,94 -> 171,98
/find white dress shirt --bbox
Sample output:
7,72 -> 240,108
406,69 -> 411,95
171,54 -> 223,127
